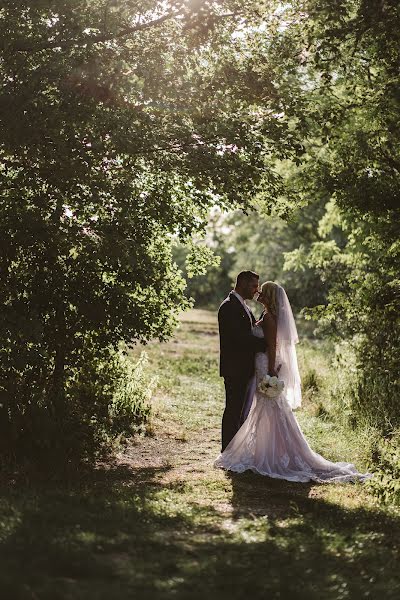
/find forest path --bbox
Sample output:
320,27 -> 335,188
1,310 -> 399,599
118,309 -> 400,599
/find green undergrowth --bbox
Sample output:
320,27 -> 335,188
0,309 -> 399,599
296,331 -> 400,508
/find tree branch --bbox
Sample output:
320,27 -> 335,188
9,10 -> 239,54
10,11 -> 181,53
133,137 -> 222,156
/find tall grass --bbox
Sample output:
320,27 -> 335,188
296,331 -> 400,507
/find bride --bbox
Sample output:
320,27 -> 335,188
215,281 -> 371,483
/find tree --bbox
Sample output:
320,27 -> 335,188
0,1 -> 301,460
274,0 -> 400,431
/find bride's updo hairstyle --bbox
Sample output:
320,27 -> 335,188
260,281 -> 279,316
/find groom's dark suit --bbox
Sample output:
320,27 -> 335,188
218,291 -> 266,451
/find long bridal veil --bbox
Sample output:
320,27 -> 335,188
276,285 -> 301,409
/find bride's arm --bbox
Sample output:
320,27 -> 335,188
261,314 -> 278,377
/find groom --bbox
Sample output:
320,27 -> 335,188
218,270 -> 266,452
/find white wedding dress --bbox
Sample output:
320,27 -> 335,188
215,294 -> 371,483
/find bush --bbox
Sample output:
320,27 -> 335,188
109,352 -> 154,437
367,432 -> 400,507
302,368 -> 320,394
0,348 -> 154,468
329,339 -> 400,435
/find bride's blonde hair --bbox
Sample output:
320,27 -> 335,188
260,281 -> 279,316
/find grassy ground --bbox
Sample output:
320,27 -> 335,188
1,309 -> 399,599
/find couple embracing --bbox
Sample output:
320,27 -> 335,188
215,270 -> 370,483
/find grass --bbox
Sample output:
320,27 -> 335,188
0,309 -> 399,599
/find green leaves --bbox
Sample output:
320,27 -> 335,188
2,0 -> 301,461
185,243 -> 221,278
1,0 -> 399,462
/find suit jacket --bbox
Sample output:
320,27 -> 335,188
218,291 -> 266,379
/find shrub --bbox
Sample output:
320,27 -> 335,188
367,432 -> 400,507
329,339 -> 400,434
0,348 -> 154,468
109,352 -> 154,437
302,368 -> 320,394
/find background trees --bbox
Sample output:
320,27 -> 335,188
179,0 -> 400,447
278,0 -> 400,433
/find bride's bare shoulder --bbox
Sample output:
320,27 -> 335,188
262,312 -> 276,324
261,312 -> 277,332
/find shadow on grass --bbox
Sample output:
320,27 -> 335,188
227,468 -> 399,533
227,470 -> 314,519
1,462 -> 400,600
223,470 -> 400,598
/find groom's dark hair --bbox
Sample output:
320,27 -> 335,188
235,270 -> 259,287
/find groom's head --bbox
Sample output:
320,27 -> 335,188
235,270 -> 260,300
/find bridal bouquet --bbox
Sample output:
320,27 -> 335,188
258,374 -> 285,398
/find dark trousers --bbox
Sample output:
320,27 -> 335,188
222,374 -> 252,452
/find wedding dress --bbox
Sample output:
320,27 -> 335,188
215,287 -> 371,483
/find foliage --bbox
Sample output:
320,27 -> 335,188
0,348 -> 154,467
109,352 -> 154,437
173,209 -> 236,308
184,242 -> 221,279
367,432 -> 400,507
286,205 -> 400,431
266,2 -> 400,440
265,1 -> 400,508
174,202 -> 328,311
0,1 -> 303,462
227,204 -> 328,312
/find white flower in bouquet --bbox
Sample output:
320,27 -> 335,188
258,374 -> 285,399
